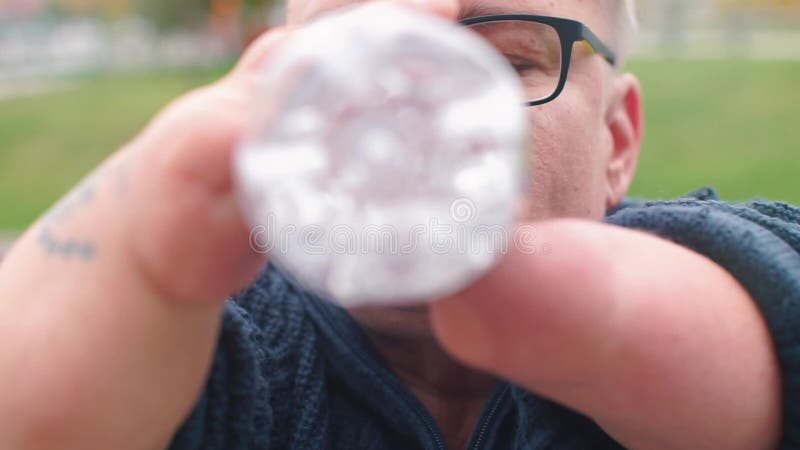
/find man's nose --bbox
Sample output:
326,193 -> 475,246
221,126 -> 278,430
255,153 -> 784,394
287,0 -> 459,26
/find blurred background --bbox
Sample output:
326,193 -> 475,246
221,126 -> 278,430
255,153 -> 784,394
0,0 -> 798,235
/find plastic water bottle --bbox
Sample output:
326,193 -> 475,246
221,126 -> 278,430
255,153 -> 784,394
235,3 -> 529,307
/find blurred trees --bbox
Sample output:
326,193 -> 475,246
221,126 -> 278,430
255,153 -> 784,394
134,0 -> 280,30
49,0 -> 135,18
715,0 -> 800,8
45,0 -> 280,30
134,0 -> 208,29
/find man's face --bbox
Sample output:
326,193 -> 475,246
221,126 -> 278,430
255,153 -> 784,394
287,0 -> 643,222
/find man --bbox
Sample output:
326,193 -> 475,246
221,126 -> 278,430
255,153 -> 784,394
0,0 -> 798,449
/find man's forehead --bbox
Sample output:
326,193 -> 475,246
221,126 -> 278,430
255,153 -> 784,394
459,0 -> 610,31
459,0 -> 557,17
287,0 -> 611,41
289,0 -> 603,17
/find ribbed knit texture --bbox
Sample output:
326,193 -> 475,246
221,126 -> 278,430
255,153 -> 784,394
170,188 -> 800,449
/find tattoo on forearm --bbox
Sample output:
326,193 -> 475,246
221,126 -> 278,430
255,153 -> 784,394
38,175 -> 98,260
36,153 -> 132,260
38,227 -> 96,260
48,177 -> 96,225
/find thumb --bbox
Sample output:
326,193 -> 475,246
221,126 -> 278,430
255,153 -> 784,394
430,220 -> 619,393
230,27 -> 295,78
232,0 -> 459,79
430,219 -> 781,450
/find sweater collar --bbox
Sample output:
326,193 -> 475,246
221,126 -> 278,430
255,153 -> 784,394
301,294 -> 602,450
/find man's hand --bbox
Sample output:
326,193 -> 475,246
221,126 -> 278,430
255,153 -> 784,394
0,1 -> 459,448
431,220 -> 782,450
0,31 -> 285,449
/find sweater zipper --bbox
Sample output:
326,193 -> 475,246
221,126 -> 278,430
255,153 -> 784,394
309,299 -> 448,450
468,385 -> 510,450
420,413 -> 447,450
394,382 -> 447,450
410,383 -> 510,450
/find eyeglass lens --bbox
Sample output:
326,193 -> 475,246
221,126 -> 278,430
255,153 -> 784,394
465,20 -> 564,104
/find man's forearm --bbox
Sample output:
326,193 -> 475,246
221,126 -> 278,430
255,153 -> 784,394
432,219 -> 782,450
0,154 -> 223,450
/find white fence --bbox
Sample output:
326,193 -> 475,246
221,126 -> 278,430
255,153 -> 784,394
0,16 -> 232,83
1,4 -> 798,86
633,0 -> 800,59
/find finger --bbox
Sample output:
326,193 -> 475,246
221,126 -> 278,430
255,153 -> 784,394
127,86 -> 267,303
232,0 -> 459,79
431,220 -> 622,390
430,220 -> 781,450
230,27 -> 294,78
288,0 -> 459,26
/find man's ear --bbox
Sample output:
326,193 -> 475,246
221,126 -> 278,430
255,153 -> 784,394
604,73 -> 643,209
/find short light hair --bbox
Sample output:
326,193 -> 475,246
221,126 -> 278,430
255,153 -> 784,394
621,0 -> 638,31
615,0 -> 638,64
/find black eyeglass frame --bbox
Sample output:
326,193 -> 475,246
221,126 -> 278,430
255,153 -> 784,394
459,14 -> 617,106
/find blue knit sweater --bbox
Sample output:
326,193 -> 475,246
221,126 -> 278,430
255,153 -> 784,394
170,188 -> 800,449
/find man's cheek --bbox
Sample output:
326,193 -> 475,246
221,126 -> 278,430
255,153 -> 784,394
522,110 -> 564,218
526,105 -> 587,167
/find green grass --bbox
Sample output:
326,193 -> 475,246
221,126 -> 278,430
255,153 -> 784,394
0,60 -> 798,230
627,59 -> 800,203
0,68 -> 224,229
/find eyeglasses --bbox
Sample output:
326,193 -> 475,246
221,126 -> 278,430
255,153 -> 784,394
459,15 -> 617,106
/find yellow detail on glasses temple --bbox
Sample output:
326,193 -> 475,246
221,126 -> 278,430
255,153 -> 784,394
581,40 -> 598,55
581,39 -> 614,64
